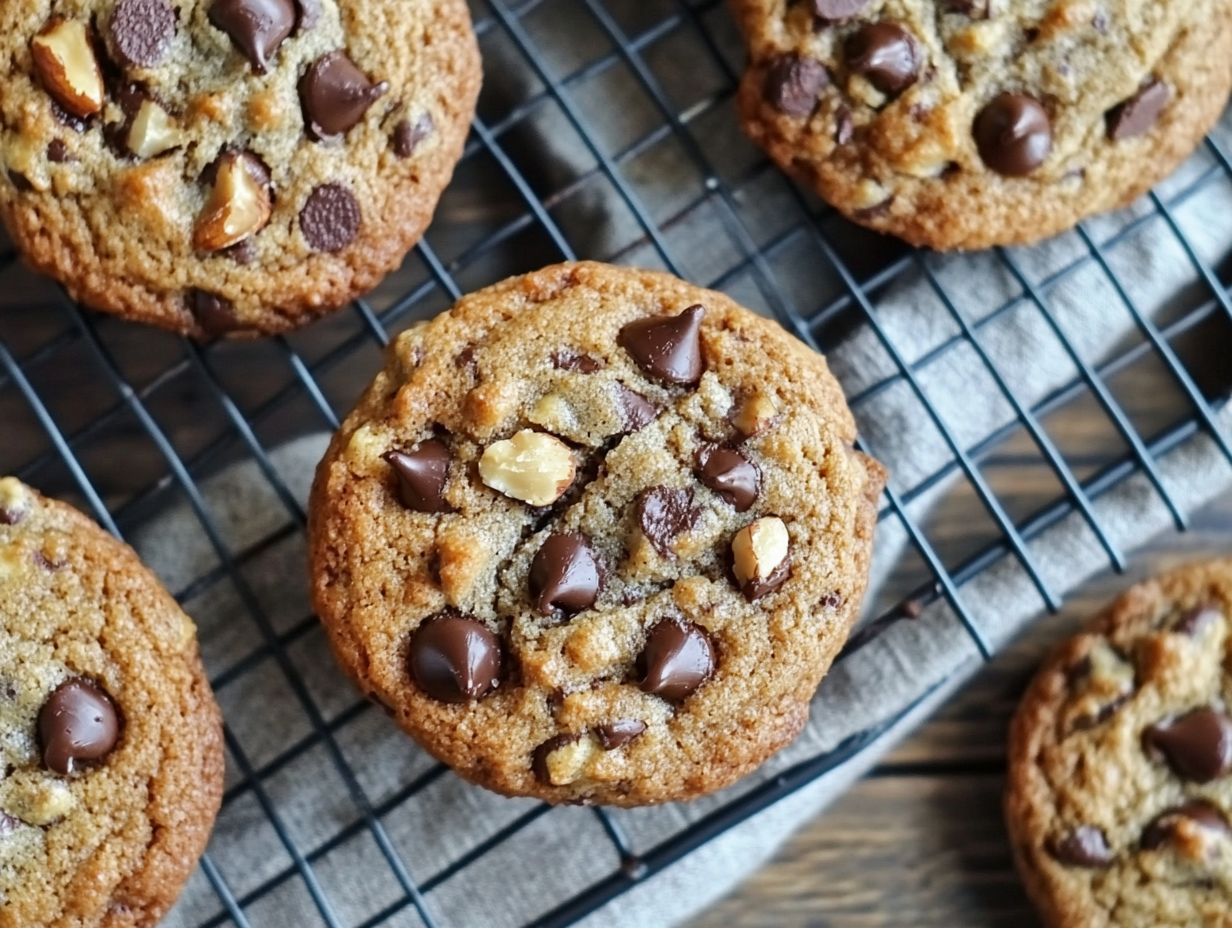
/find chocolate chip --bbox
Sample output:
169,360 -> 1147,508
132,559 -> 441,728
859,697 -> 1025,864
1144,708 -> 1232,783
812,0 -> 870,20
187,289 -> 243,336
974,93 -> 1052,176
408,614 -> 502,703
1175,603 -> 1222,636
616,386 -> 658,432
530,533 -> 601,616
1141,800 -> 1230,850
532,734 -> 580,783
108,0 -> 177,68
594,719 -> 647,750
846,23 -> 921,95
295,0 -> 321,30
393,113 -> 434,158
763,55 -> 828,118
47,139 -> 69,162
300,51 -> 389,141
1106,79 -> 1170,141
552,350 -> 601,373
384,440 -> 452,513
696,446 -> 760,512
635,487 -> 699,557
300,183 -> 361,253
38,679 -> 120,775
618,305 -> 705,386
638,619 -> 716,703
208,0 -> 296,73
1047,826 -> 1113,868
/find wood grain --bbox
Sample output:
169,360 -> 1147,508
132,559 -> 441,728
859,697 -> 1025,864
690,492 -> 1232,928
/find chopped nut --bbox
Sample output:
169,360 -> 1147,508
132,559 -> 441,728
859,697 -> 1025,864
6,776 -> 76,825
528,393 -> 577,434
0,478 -> 31,523
731,391 -> 779,437
193,152 -> 271,252
852,178 -> 890,211
731,517 -> 790,590
30,19 -> 105,119
126,99 -> 182,158
538,734 -> 600,786
478,430 -> 575,506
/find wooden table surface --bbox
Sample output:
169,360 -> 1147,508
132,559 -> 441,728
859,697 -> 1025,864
690,491 -> 1232,928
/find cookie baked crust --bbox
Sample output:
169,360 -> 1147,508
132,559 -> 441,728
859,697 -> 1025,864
309,261 -> 886,806
0,0 -> 480,338
733,1 -> 1232,251
0,481 -> 224,928
1006,559 -> 1232,928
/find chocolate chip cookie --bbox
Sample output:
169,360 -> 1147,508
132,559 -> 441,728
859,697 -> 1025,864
308,261 -> 886,806
0,478 -> 224,926
1006,558 -> 1232,927
0,0 -> 480,338
733,1 -> 1232,250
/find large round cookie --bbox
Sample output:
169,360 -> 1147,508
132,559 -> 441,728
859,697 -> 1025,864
1006,558 -> 1232,927
0,478 -> 223,927
0,0 -> 480,338
309,261 -> 886,806
732,0 -> 1232,250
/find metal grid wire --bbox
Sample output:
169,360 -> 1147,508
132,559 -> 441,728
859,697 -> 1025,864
2,0 -> 1231,925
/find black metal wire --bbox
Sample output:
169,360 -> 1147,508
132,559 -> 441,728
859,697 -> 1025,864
1,0 -> 1229,925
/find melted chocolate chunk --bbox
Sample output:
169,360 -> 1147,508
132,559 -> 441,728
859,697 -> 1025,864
974,93 -> 1052,176
763,54 -> 829,118
300,51 -> 389,141
616,386 -> 658,432
187,289 -> 243,336
300,183 -> 361,253
552,350 -> 601,373
1048,826 -> 1113,868
846,23 -> 921,95
532,734 -> 580,784
1107,79 -> 1169,141
1141,800 -> 1230,850
1144,708 -> 1232,783
208,0 -> 296,73
393,113 -> 434,158
618,305 -> 705,386
384,440 -> 452,513
635,487 -> 699,557
38,679 -> 121,775
696,446 -> 760,512
638,619 -> 716,703
530,533 -> 602,616
594,719 -> 647,750
408,614 -> 502,703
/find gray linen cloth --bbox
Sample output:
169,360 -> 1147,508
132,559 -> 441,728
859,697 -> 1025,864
144,108 -> 1232,928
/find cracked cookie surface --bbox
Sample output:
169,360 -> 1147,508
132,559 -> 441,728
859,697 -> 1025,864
733,0 -> 1232,250
0,478 -> 223,928
308,261 -> 886,806
0,0 -> 480,337
1007,558 -> 1232,928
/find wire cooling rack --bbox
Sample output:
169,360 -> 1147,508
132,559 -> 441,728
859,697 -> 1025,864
2,0 -> 1231,925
